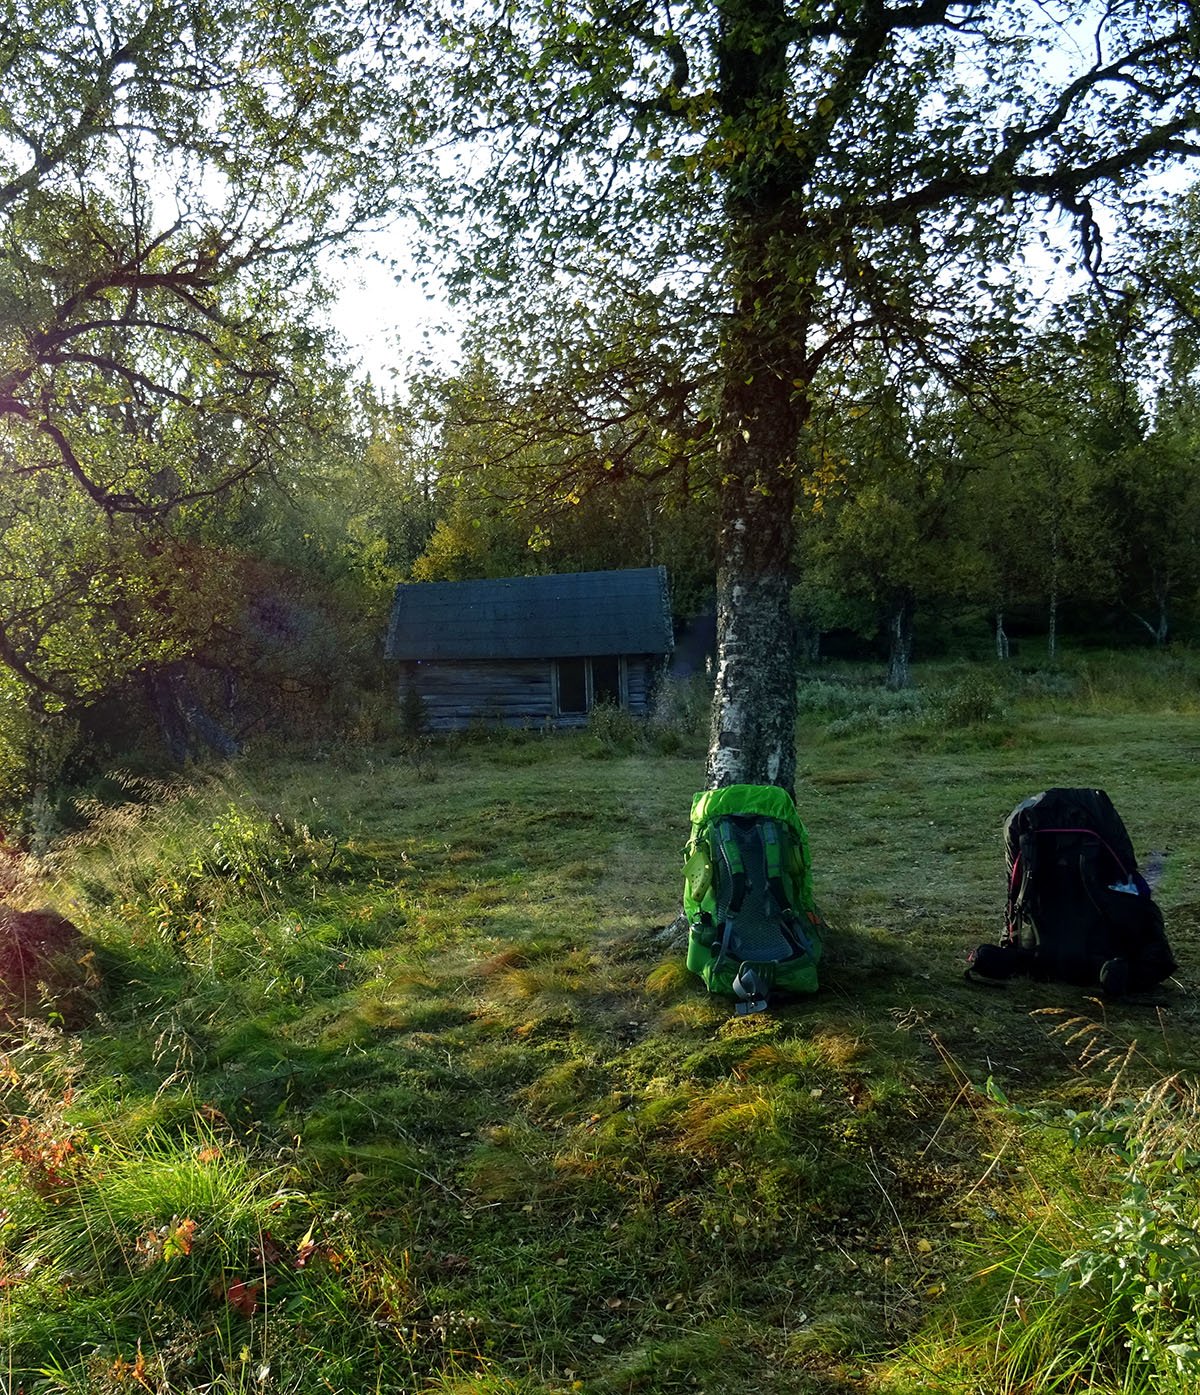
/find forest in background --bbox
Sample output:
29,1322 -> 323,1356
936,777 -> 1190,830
3,0 -> 1200,826
6,296 -> 1199,828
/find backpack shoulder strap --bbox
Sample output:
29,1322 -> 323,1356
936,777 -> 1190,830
713,818 -> 747,916
760,818 -> 792,914
1006,828 -> 1038,942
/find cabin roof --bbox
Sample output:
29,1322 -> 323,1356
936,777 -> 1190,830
386,567 -> 673,661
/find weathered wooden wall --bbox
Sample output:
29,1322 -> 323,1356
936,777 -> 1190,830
399,658 -> 659,731
402,660 -> 553,731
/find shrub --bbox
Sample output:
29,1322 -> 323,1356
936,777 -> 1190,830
647,674 -> 711,755
399,682 -> 428,741
587,700 -> 642,756
0,907 -> 95,1030
823,694 -> 926,737
936,673 -> 1006,727
794,677 -> 926,736
584,676 -> 712,759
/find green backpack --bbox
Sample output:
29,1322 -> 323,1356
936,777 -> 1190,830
682,784 -> 825,1014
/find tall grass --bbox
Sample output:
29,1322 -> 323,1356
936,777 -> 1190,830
0,1025 -> 400,1392
890,1035 -> 1200,1394
798,647 -> 1200,736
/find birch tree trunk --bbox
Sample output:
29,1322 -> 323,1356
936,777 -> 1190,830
885,591 -> 915,691
701,0 -> 805,797
1047,511 -> 1059,663
1152,573 -> 1170,647
705,398 -> 800,794
1128,582 -> 1170,646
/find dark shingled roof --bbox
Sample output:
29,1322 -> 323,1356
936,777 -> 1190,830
386,567 -> 673,661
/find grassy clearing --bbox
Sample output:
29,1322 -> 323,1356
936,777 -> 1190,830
1,653 -> 1199,1393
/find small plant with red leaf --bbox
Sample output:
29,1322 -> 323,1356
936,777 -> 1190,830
135,1216 -> 199,1267
4,1114 -> 86,1195
220,1221 -> 343,1321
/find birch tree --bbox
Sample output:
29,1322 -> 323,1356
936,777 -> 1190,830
408,0 -> 1200,793
802,371 -> 983,688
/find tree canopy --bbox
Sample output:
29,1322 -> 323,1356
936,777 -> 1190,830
0,0 -> 408,789
4,0 -> 1200,810
0,0 -> 404,507
405,0 -> 1200,792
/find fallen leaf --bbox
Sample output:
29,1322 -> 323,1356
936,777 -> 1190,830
252,1232 -> 284,1267
226,1279 -> 261,1317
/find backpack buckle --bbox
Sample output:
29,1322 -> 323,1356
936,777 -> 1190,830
735,997 -> 769,1016
732,964 -> 770,1014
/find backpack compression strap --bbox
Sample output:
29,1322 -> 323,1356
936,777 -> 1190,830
762,822 -> 816,957
1007,830 -> 1037,942
715,819 -> 747,917
761,820 -> 790,919
730,963 -> 771,1016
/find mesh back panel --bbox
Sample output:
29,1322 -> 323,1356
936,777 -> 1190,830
716,821 -> 794,960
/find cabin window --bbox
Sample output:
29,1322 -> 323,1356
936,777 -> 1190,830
553,657 -> 626,716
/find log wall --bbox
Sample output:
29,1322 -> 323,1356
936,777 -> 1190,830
398,657 -> 659,732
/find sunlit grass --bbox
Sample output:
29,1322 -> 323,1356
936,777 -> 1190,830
1,653 -> 1198,1391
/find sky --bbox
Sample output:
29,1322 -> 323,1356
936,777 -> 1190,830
324,245 -> 459,386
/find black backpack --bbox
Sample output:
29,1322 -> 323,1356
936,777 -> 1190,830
967,788 -> 1177,996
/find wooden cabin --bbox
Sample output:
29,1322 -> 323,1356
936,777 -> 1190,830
385,567 -> 674,731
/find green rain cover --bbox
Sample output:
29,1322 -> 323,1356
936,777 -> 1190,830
682,784 -> 823,1002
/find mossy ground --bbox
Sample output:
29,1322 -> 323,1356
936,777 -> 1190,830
1,654 -> 1198,1393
